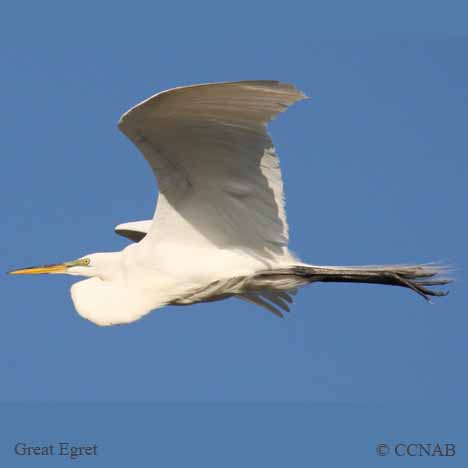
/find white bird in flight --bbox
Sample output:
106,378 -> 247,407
9,81 -> 450,325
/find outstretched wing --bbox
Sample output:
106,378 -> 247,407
118,81 -> 306,258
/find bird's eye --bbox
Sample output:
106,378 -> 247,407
82,258 -> 90,266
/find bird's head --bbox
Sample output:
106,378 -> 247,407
8,253 -> 117,278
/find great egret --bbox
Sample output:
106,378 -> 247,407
9,81 -> 450,325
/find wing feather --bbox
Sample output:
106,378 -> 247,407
118,81 -> 306,258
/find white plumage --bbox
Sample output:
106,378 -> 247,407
118,80 -> 303,258
9,81 -> 450,325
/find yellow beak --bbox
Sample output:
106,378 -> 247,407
8,263 -> 68,275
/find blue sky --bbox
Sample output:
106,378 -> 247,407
1,2 -> 467,407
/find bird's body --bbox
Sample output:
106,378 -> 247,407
9,81 -> 450,325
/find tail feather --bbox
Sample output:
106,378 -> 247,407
238,289 -> 296,317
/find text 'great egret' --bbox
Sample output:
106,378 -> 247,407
9,81 -> 451,325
